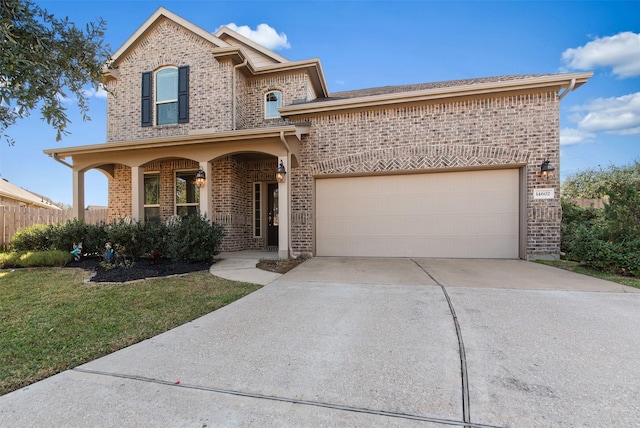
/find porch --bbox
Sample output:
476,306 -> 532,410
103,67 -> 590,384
44,124 -> 309,259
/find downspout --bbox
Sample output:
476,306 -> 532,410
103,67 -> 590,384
49,153 -> 73,169
558,78 -> 576,101
280,131 -> 293,258
232,59 -> 248,130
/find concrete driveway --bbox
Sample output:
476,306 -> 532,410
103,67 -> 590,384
1,258 -> 639,427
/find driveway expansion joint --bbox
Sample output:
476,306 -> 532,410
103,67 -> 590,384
72,367 -> 498,427
412,259 -> 472,426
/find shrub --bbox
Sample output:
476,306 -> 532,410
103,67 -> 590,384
0,250 -> 72,268
10,224 -> 52,251
48,219 -> 89,253
0,252 -> 21,268
561,199 -> 604,257
8,215 -> 224,266
165,215 -> 223,263
83,222 -> 109,257
105,218 -> 148,261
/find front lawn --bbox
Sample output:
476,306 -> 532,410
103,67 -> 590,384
537,259 -> 640,289
0,267 -> 260,395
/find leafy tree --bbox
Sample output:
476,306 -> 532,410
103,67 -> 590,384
561,161 -> 640,275
561,161 -> 640,200
0,0 -> 110,144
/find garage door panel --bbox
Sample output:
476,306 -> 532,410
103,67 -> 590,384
316,169 -> 519,258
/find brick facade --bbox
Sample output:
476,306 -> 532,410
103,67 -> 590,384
289,93 -> 561,258
105,18 -> 232,141
95,10 -> 582,260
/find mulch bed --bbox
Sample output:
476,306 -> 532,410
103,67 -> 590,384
66,257 -> 211,283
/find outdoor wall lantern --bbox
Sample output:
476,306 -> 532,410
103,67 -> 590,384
195,168 -> 207,188
540,159 -> 555,180
276,160 -> 287,183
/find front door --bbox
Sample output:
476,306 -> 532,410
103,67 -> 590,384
267,183 -> 279,248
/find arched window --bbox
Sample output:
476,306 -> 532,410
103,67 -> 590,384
156,67 -> 178,125
141,66 -> 189,127
265,91 -> 282,119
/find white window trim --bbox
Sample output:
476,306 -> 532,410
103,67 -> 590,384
143,171 -> 160,220
253,182 -> 262,238
155,66 -> 179,125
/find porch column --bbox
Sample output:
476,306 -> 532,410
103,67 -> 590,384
72,169 -> 85,220
131,166 -> 144,222
199,161 -> 212,220
277,155 -> 290,259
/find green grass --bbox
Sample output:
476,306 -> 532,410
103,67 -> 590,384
536,259 -> 640,289
0,267 -> 260,395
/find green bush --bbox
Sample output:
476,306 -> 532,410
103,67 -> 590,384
603,182 -> 640,242
105,218 -> 148,261
10,219 -> 91,253
165,215 -> 224,263
561,199 -> 604,257
10,224 -> 52,251
83,222 -> 109,256
48,219 -> 89,253
8,215 -> 224,265
0,252 -> 20,268
0,250 -> 72,268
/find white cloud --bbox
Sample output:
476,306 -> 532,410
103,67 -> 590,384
222,23 -> 290,50
561,31 -> 640,78
560,128 -> 595,146
573,92 -> 640,133
84,86 -> 108,99
562,92 -> 640,144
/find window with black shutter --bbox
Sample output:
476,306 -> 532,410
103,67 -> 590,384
141,65 -> 189,127
141,71 -> 152,127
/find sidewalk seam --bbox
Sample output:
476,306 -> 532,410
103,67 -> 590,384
72,367 -> 498,427
413,259 -> 471,427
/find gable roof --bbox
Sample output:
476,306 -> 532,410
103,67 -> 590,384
103,8 -> 329,97
0,179 -> 60,209
107,8 -> 291,72
214,25 -> 290,65
107,7 -> 229,69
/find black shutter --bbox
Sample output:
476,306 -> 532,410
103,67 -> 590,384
141,71 -> 152,127
178,66 -> 189,123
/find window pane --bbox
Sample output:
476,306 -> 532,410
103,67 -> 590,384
157,102 -> 178,125
144,207 -> 160,222
254,183 -> 261,237
176,171 -> 199,204
144,174 -> 159,205
177,205 -> 199,218
265,91 -> 281,118
156,68 -> 178,102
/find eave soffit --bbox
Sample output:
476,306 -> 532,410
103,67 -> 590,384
279,72 -> 594,116
42,124 -> 310,160
212,46 -> 329,98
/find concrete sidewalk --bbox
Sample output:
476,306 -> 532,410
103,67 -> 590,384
1,257 -> 639,427
209,251 -> 282,285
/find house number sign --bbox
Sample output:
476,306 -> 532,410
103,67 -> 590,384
533,188 -> 555,199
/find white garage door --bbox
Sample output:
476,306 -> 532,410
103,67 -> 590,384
316,169 -> 520,258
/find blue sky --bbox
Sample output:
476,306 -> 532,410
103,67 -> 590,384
1,0 -> 639,207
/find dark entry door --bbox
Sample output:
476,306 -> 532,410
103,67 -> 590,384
267,183 -> 279,247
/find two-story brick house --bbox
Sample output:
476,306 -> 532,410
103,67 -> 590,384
45,7 -> 591,260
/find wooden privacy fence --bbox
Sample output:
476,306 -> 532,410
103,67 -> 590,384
1,206 -> 108,250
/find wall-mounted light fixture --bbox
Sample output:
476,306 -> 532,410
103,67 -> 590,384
195,168 -> 206,188
540,159 -> 555,180
276,160 -> 286,183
